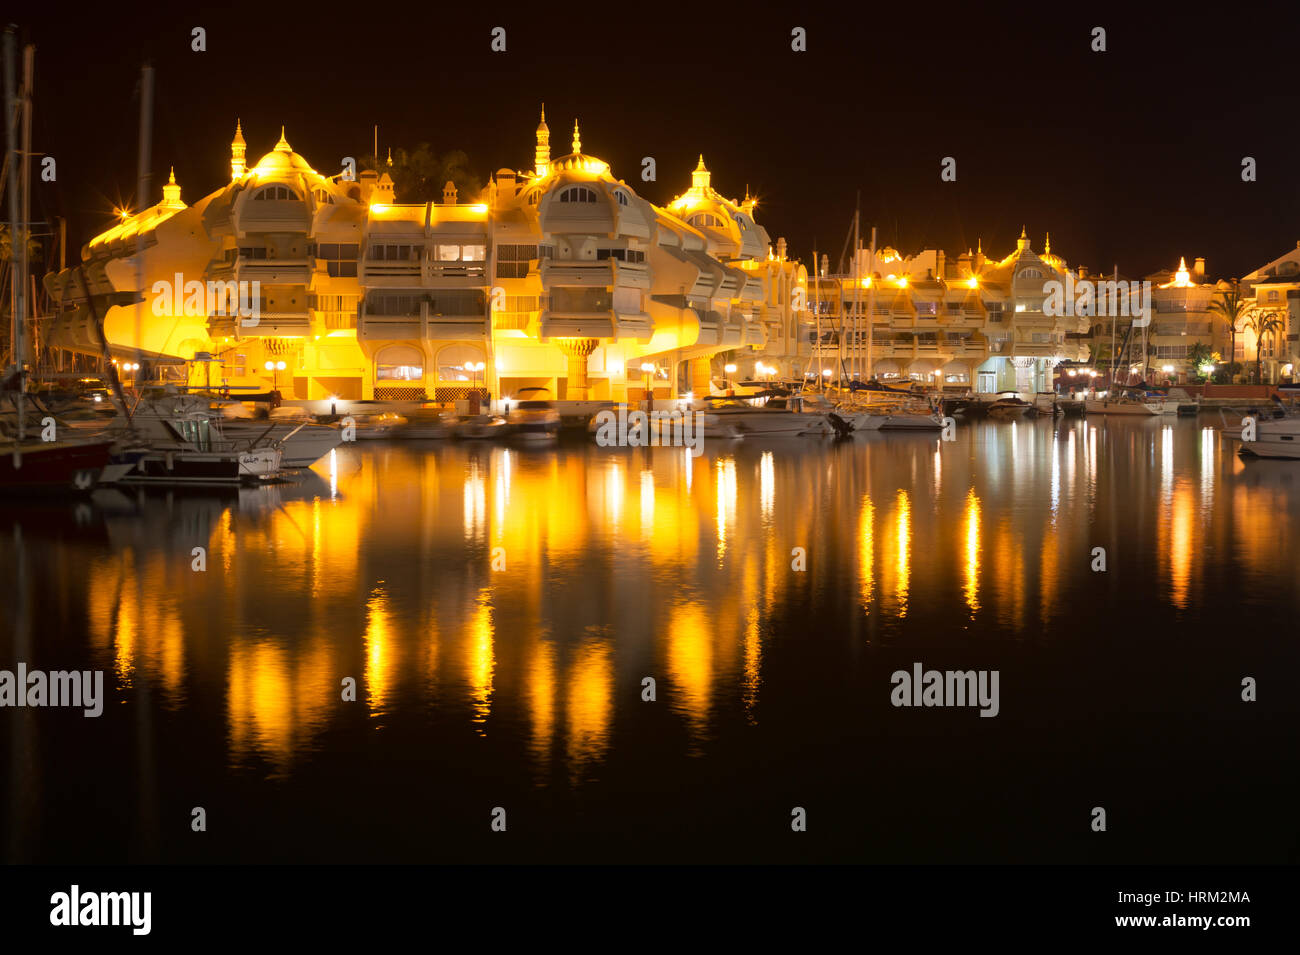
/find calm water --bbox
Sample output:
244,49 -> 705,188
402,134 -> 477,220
3,417 -> 1298,863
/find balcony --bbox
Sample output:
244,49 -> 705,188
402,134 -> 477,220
540,260 -> 613,287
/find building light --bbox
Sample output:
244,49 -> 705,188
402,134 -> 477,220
966,276 -> 978,289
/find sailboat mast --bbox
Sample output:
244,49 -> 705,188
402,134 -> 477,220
867,225 -> 876,382
134,63 -> 153,376
853,202 -> 860,384
812,246 -> 821,391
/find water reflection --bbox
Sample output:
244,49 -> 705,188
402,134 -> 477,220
4,418 -> 1300,791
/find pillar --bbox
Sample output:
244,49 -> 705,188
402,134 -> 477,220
556,337 -> 599,400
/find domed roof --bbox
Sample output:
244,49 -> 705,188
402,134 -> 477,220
251,128 -> 317,176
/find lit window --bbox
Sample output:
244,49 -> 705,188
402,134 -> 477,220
615,191 -> 629,206
559,186 -> 597,203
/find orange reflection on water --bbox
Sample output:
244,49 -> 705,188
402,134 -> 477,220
963,489 -> 981,615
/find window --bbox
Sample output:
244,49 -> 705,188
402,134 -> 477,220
1018,268 -> 1042,279
238,246 -> 268,260
595,248 -> 646,263
316,243 -> 359,277
1268,290 -> 1280,302
436,243 -> 487,262
688,213 -> 724,229
496,244 -> 538,278
427,289 -> 486,317
615,190 -> 629,206
732,213 -> 748,230
312,188 -> 335,205
251,185 -> 301,201
369,244 -> 416,262
365,292 -> 423,317
550,287 -> 612,312
558,186 -> 598,203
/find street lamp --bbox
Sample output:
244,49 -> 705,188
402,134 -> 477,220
724,362 -> 737,394
265,359 -> 286,393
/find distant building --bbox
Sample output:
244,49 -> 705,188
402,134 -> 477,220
800,230 -> 1090,393
1240,242 -> 1300,382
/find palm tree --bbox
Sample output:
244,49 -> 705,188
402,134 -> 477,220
1208,280 -> 1250,379
1244,309 -> 1285,383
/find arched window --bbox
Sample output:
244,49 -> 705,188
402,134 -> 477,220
688,213 -> 723,230
252,185 -> 301,201
559,186 -> 598,203
1018,268 -> 1042,280
375,345 -> 424,382
312,188 -> 335,205
732,213 -> 748,230
614,190 -> 629,206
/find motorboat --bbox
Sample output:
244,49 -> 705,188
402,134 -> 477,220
987,395 -> 1032,419
454,414 -> 509,440
700,395 -> 831,436
74,394 -> 340,468
506,394 -> 561,444
387,408 -> 452,440
1084,392 -> 1162,416
1239,416 -> 1300,459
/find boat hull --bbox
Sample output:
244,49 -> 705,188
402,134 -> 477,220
122,447 -> 282,485
1240,420 -> 1300,459
0,440 -> 113,492
1084,399 -> 1161,416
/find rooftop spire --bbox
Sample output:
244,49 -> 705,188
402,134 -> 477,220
230,120 -> 247,180
274,127 -> 291,152
572,119 -> 581,154
535,105 -> 551,176
692,154 -> 711,191
1045,232 -> 1051,254
162,166 -> 183,208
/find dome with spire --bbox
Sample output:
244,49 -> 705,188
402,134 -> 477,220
541,117 -> 610,177
250,127 -> 319,176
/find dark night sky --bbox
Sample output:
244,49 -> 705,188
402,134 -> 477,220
11,2 -> 1300,281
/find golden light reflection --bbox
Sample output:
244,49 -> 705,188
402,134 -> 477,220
464,460 -> 486,541
667,601 -> 712,744
760,451 -> 775,519
963,489 -> 981,614
466,589 -> 495,731
858,493 -> 875,610
888,490 -> 911,618
565,636 -> 613,778
640,469 -> 655,538
364,587 -> 396,713
715,457 -> 737,560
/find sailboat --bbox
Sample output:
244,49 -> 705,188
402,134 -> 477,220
2,33 -> 115,492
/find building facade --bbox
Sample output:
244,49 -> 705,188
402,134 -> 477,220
44,113 -> 808,404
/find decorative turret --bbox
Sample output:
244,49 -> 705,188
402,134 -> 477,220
1017,225 -> 1029,252
274,127 -> 292,153
443,180 -> 458,204
692,155 -> 711,191
230,119 -> 246,180
161,166 -> 184,209
534,105 -> 550,176
572,119 -> 581,155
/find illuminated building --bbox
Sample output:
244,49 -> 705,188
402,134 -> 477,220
805,230 -> 1091,392
43,112 -> 807,403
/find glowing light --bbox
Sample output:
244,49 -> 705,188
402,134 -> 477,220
966,275 -> 979,289
369,203 -> 389,214
724,363 -> 737,374
1161,365 -> 1174,374
639,362 -> 655,374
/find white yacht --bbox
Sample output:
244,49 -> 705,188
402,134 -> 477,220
701,396 -> 831,436
1084,392 -> 1162,416
1239,417 -> 1300,459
